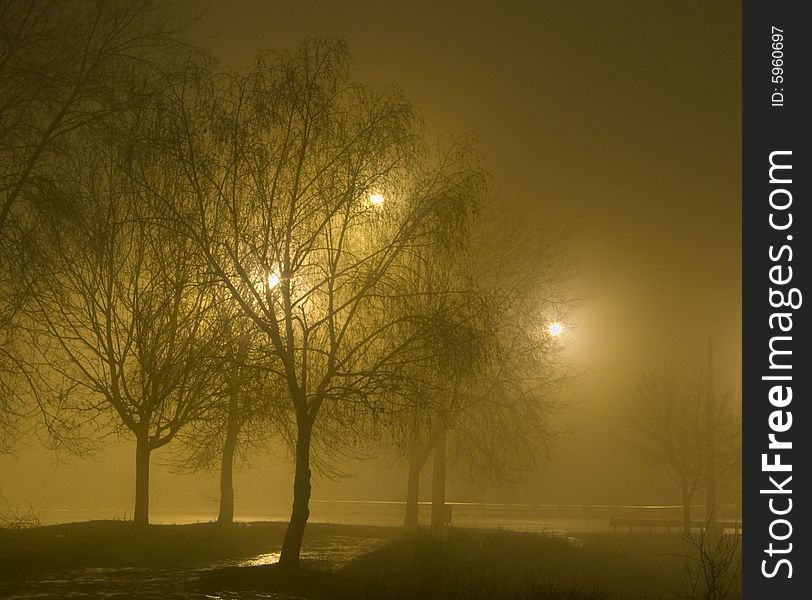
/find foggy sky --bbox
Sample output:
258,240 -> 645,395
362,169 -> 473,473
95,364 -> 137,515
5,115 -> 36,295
0,0 -> 741,516
177,0 -> 741,366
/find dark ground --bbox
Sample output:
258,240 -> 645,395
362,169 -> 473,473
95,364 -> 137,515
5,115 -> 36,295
0,521 -> 740,599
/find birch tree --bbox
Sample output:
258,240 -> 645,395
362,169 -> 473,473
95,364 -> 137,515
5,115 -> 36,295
162,39 -> 486,567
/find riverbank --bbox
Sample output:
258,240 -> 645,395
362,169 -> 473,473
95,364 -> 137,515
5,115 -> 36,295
0,520 -> 393,577
0,521 -> 740,599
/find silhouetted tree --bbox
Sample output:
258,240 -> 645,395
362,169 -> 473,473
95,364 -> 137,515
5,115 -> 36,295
621,365 -> 740,535
161,39 -> 486,568
389,260 -> 490,529
392,215 -> 572,530
0,0 -> 182,452
168,300 -> 290,525
26,138 -> 217,527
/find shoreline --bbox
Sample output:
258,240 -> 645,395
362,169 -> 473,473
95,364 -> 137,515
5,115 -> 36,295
0,519 -> 740,599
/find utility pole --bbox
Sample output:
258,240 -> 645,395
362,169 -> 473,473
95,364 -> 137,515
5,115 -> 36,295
704,336 -> 717,534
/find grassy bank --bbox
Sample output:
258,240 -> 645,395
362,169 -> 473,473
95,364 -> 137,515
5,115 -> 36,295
0,521 -> 740,599
0,520 -> 394,579
203,528 -> 705,599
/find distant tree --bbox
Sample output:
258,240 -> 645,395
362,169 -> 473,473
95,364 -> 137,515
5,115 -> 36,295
620,365 -> 740,535
389,253 -> 489,529
161,39 -> 487,568
391,215 -> 573,530
168,300 -> 290,525
0,0 -> 183,452
26,138 -> 217,527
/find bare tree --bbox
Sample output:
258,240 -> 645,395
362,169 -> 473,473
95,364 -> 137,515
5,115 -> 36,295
677,528 -> 742,600
160,39 -> 486,568
26,137 -> 217,526
381,247 -> 492,530
0,0 -> 183,452
168,300 -> 290,525
621,364 -> 740,535
390,215 -> 573,530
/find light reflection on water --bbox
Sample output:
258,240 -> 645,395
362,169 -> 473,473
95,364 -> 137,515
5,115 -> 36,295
238,552 -> 281,567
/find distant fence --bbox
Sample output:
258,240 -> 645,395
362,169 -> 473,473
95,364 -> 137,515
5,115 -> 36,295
608,517 -> 743,533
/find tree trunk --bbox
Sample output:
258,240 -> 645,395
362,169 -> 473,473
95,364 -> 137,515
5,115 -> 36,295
681,478 -> 691,536
279,419 -> 313,570
218,333 -> 249,525
133,433 -> 151,527
431,420 -> 447,531
404,434 -> 422,529
217,422 -> 239,525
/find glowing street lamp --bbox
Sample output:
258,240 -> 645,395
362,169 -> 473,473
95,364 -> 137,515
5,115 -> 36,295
548,322 -> 564,337
369,193 -> 384,206
267,272 -> 281,289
